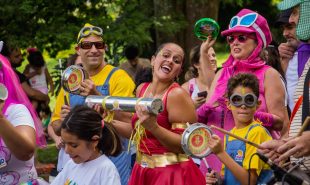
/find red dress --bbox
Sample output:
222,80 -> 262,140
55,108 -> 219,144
128,82 -> 205,185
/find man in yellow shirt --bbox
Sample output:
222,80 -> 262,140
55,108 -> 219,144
49,23 -> 135,185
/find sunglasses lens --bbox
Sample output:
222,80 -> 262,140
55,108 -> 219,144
227,36 -> 235,43
244,94 -> 255,107
240,14 -> 257,27
94,42 -> 105,49
231,95 -> 242,106
238,35 -> 247,43
80,42 -> 92,49
80,42 -> 105,49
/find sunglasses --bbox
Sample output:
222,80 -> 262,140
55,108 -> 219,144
226,34 -> 256,44
229,93 -> 257,108
229,13 -> 258,29
79,41 -> 105,50
77,26 -> 103,43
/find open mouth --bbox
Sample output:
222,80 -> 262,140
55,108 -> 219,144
160,65 -> 171,73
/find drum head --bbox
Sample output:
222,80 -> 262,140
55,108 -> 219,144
61,65 -> 88,94
0,83 -> 8,100
181,123 -> 213,158
194,18 -> 220,40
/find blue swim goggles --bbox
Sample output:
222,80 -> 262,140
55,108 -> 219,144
229,13 -> 258,29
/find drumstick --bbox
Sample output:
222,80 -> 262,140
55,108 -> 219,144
297,116 -> 310,137
64,92 -> 69,106
210,125 -> 263,149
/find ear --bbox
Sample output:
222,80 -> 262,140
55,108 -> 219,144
91,135 -> 100,149
104,44 -> 108,52
75,45 -> 80,55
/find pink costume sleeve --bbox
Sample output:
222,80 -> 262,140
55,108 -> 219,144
254,111 -> 274,128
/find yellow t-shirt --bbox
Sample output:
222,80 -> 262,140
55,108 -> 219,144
223,121 -> 272,176
51,64 -> 135,122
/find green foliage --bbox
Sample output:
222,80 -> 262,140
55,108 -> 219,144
0,0 -> 187,66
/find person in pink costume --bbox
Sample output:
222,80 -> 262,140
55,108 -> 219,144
197,9 -> 289,175
0,54 -> 46,147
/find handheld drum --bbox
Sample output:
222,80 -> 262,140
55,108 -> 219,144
194,18 -> 220,40
61,65 -> 89,94
181,123 -> 213,158
0,83 -> 8,100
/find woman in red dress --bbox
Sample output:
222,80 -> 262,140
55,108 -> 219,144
128,43 -> 205,185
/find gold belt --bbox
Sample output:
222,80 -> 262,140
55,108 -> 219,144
171,122 -> 188,129
137,152 -> 189,168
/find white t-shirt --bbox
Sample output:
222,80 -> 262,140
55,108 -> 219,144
52,154 -> 121,185
29,66 -> 48,94
57,148 -> 70,172
0,104 -> 38,184
286,52 -> 298,111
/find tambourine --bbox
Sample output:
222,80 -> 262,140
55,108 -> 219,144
181,123 -> 213,158
194,18 -> 220,40
61,65 -> 89,94
0,83 -> 8,101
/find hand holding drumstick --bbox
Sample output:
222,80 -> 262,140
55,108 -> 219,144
210,125 -> 263,149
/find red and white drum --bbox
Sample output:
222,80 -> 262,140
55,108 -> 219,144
61,65 -> 88,94
181,123 -> 213,158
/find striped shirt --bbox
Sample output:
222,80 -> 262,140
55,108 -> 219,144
289,58 -> 310,171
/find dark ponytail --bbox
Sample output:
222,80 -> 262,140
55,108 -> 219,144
61,105 -> 122,156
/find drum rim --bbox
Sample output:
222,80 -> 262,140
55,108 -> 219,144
61,65 -> 87,94
181,123 -> 213,158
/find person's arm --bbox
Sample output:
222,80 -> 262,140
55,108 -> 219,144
21,81 -> 50,102
50,89 -> 68,136
48,123 -> 63,149
208,134 -> 258,185
0,104 -> 36,161
205,68 -> 223,103
136,87 -> 197,153
45,67 -> 55,96
278,43 -> 295,73
264,68 -> 290,136
23,65 -> 39,79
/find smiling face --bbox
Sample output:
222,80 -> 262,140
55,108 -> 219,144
229,33 -> 257,60
61,129 -> 100,164
151,43 -> 184,82
76,35 -> 105,72
228,86 -> 258,127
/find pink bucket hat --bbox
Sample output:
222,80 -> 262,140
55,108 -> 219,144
221,9 -> 272,48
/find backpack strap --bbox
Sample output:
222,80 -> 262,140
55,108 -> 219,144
100,67 -> 119,96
